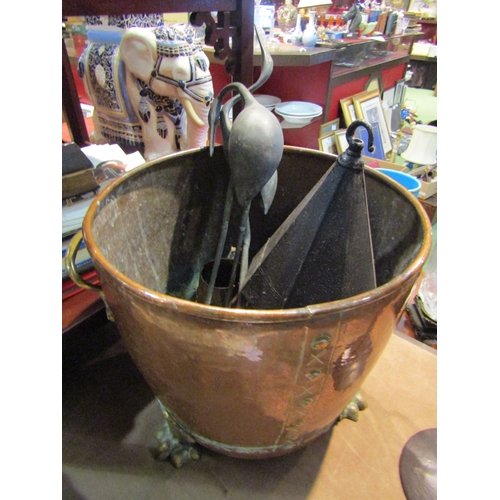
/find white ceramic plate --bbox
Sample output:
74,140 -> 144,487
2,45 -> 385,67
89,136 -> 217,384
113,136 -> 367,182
275,109 -> 323,119
274,109 -> 320,124
254,94 -> 282,109
275,101 -> 323,117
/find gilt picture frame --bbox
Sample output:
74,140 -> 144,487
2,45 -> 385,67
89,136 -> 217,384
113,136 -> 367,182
353,90 -> 392,154
319,118 -> 340,137
334,129 -> 349,154
318,131 -> 337,154
339,97 -> 358,127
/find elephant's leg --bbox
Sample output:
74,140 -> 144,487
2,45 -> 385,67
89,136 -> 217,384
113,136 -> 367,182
141,110 -> 178,161
90,109 -> 108,145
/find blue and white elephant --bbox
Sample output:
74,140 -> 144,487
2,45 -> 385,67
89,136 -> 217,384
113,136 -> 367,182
78,22 -> 214,160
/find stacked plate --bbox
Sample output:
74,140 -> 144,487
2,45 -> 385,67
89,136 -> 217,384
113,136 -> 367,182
274,101 -> 323,125
254,94 -> 281,110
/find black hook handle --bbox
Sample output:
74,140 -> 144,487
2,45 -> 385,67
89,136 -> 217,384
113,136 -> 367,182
346,120 -> 375,153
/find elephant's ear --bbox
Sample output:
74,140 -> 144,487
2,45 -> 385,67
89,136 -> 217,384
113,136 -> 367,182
119,28 -> 158,82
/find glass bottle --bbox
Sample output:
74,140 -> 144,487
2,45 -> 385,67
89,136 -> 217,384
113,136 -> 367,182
277,0 -> 297,34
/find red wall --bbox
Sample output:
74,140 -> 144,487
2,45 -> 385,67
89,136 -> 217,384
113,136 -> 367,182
202,59 -> 407,151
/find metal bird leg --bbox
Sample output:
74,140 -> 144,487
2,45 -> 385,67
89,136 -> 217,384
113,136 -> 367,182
204,26 -> 283,306
203,178 -> 234,305
225,204 -> 250,307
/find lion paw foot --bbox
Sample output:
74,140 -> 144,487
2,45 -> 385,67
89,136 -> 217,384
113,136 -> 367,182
152,405 -> 200,468
337,391 -> 368,423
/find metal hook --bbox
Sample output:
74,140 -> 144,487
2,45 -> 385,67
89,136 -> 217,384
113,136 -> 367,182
346,120 -> 375,154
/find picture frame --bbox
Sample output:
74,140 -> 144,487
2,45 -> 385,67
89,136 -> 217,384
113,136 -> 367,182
334,129 -> 349,154
319,118 -> 340,137
393,78 -> 405,107
353,90 -> 392,154
318,131 -> 337,154
364,72 -> 384,94
339,97 -> 358,127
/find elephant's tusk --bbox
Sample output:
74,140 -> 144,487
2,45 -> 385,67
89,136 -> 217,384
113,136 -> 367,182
181,98 -> 205,128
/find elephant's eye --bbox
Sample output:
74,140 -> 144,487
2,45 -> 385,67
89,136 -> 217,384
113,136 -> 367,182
195,58 -> 207,73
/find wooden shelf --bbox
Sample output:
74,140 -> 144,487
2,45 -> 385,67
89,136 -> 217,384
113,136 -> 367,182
410,55 -> 437,63
62,288 -> 105,334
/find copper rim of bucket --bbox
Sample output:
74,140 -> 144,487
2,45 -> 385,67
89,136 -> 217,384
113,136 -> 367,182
82,146 -> 432,322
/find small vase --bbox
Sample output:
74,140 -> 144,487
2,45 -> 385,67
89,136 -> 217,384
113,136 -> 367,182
291,13 -> 303,46
302,10 -> 318,48
277,0 -> 297,34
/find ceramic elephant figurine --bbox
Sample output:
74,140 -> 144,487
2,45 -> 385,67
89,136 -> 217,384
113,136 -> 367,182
78,23 -> 214,161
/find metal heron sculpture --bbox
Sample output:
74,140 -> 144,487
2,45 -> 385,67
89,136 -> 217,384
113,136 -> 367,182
204,27 -> 284,306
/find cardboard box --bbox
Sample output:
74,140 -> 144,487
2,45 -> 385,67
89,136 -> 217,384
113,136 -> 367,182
363,157 -> 437,200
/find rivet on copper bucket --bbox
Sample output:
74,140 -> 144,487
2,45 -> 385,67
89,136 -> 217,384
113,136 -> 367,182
298,398 -> 314,407
286,429 -> 300,440
311,335 -> 331,350
306,369 -> 323,380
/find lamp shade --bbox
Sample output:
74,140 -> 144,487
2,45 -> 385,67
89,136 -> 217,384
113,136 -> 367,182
297,0 -> 332,9
401,125 -> 437,165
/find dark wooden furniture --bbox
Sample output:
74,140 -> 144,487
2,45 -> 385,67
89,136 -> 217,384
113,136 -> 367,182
62,0 -> 255,147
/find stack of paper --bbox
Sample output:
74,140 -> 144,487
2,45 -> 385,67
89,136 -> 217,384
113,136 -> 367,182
62,144 -> 145,237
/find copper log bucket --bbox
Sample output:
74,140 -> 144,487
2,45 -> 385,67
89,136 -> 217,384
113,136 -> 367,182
72,146 -> 431,459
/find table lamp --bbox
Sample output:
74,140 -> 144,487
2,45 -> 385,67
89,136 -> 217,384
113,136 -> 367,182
401,124 -> 437,180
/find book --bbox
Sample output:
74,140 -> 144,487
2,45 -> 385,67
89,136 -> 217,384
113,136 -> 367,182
62,235 -> 93,279
63,168 -> 99,199
62,142 -> 94,175
62,142 -> 99,199
375,12 -> 388,34
385,12 -> 398,36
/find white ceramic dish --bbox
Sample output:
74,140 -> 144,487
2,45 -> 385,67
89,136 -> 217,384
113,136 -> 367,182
274,109 -> 321,124
254,94 -> 281,109
274,101 -> 323,117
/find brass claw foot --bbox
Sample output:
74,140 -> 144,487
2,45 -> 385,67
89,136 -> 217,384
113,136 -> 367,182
337,391 -> 368,423
152,404 -> 200,468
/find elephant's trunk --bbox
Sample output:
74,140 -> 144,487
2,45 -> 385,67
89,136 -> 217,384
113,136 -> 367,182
181,97 -> 211,149
181,98 -> 205,127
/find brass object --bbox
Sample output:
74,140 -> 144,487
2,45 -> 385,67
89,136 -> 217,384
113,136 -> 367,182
65,230 -> 101,292
74,145 -> 431,460
337,391 -> 368,423
153,402 -> 201,468
65,230 -> 114,321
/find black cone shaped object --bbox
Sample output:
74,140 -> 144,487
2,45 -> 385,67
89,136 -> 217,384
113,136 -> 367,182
239,120 -> 377,309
